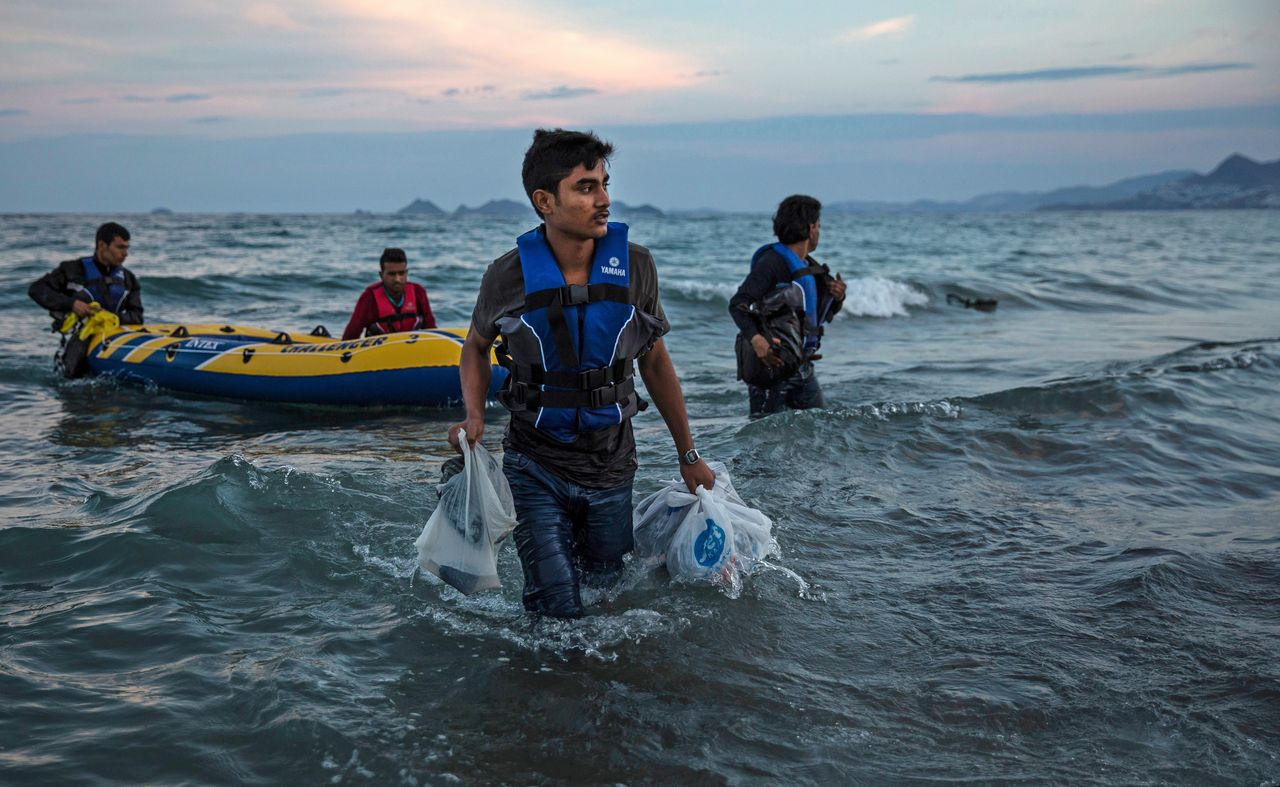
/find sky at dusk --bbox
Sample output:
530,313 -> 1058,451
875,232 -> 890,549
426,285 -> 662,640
1,0 -> 1277,211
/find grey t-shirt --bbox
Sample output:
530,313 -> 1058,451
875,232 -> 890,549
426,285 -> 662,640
470,238 -> 669,489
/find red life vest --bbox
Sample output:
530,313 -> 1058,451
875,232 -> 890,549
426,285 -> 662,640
368,284 -> 424,335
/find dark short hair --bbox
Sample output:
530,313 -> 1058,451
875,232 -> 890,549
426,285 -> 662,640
379,247 -> 407,270
95,222 -> 130,247
772,195 -> 822,244
521,128 -> 615,217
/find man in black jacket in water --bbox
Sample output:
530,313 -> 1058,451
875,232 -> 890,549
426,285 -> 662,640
29,222 -> 143,377
729,195 -> 845,417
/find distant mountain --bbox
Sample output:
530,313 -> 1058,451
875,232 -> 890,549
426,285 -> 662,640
396,198 -> 445,216
150,207 -> 174,215
446,198 -> 665,220
1048,154 -> 1280,210
452,199 -> 533,219
827,169 -> 1194,214
610,201 -> 665,219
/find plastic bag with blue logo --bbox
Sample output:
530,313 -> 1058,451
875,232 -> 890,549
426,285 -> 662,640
415,431 -> 517,595
633,459 -> 727,567
665,486 -> 744,587
634,461 -> 779,579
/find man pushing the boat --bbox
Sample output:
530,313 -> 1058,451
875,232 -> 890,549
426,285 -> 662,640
29,221 -> 143,378
342,247 -> 437,340
449,128 -> 714,619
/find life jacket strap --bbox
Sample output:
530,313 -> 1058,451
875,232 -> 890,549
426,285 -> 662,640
507,375 -> 636,410
523,282 -> 632,310
523,283 -> 631,370
789,263 -> 827,281
504,357 -> 632,390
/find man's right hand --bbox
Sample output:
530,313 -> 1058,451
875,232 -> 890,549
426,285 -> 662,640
750,333 -> 784,368
447,417 -> 485,453
72,300 -> 100,318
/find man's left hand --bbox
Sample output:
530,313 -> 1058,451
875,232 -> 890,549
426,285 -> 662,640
828,272 -> 846,301
680,459 -> 716,494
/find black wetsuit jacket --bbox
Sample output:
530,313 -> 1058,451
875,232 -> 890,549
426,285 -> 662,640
728,247 -> 842,338
29,257 -> 144,328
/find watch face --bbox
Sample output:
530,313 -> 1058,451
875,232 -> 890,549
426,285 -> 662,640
683,449 -> 699,465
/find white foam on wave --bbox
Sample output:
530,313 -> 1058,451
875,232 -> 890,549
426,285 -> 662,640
667,276 -> 927,319
838,276 -> 929,318
667,280 -> 739,302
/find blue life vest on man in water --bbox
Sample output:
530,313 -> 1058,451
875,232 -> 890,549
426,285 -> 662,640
494,222 -> 664,444
76,257 -> 131,316
752,242 -> 827,351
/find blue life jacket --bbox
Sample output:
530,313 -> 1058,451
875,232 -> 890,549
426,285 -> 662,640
78,257 -> 131,315
753,243 -> 825,350
495,223 -> 663,443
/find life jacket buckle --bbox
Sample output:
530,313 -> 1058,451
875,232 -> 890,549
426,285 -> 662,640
560,284 -> 590,306
577,367 -> 607,389
587,386 -> 610,408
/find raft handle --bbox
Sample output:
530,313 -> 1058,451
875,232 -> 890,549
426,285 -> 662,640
165,344 -> 178,361
242,348 -> 255,364
340,351 -> 353,364
309,325 -> 332,338
271,331 -> 294,345
220,325 -> 236,333
171,325 -> 190,338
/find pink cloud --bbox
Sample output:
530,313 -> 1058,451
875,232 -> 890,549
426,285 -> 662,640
326,0 -> 700,95
838,15 -> 916,42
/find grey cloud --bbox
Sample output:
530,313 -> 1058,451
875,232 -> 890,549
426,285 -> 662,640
933,65 -> 1143,83
190,115 -> 229,124
167,93 -> 213,103
301,88 -> 348,98
123,95 -> 156,103
441,85 -> 498,98
933,61 -> 1252,84
1153,62 -> 1251,77
522,85 -> 598,100
0,108 -> 30,117
60,97 -> 100,105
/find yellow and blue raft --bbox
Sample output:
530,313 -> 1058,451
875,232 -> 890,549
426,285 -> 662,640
79,316 -> 506,406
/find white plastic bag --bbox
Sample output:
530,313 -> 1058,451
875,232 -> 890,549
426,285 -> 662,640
633,461 -> 780,585
632,489 -> 691,567
666,486 -> 738,582
415,432 -> 517,594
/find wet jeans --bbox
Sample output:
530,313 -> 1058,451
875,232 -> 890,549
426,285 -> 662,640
747,362 -> 824,417
502,450 -> 634,619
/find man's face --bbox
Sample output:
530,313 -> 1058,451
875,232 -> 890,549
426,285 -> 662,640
808,220 -> 821,252
538,162 -> 610,240
380,261 -> 408,298
96,236 -> 129,267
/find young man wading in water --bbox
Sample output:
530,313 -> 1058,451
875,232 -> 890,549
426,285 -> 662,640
449,129 -> 714,619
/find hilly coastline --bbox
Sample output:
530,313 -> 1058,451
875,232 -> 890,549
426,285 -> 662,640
1044,154 -> 1280,210
370,154 -> 1277,218
826,153 -> 1278,214
388,198 -> 665,219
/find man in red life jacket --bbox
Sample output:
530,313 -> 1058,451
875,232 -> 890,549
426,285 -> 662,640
342,247 -> 437,340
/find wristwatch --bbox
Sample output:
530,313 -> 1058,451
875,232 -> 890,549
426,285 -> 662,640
681,447 -> 701,465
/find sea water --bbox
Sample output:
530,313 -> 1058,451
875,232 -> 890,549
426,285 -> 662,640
1,211 -> 1278,783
